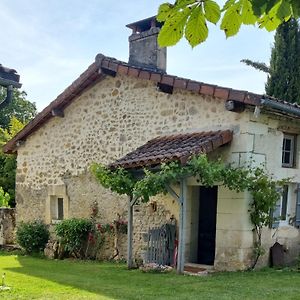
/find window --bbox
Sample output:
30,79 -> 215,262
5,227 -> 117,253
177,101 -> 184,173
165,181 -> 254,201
272,185 -> 289,228
280,185 -> 288,221
50,196 -> 64,222
282,134 -> 296,168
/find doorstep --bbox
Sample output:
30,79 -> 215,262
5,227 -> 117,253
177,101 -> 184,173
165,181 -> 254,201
184,263 -> 215,276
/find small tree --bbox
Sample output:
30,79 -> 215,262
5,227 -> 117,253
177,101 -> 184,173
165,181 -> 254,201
0,187 -> 10,207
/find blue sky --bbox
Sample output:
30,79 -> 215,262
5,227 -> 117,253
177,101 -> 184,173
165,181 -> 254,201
0,0 -> 275,111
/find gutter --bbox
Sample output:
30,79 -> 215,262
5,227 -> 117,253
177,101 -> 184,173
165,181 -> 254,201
260,98 -> 300,118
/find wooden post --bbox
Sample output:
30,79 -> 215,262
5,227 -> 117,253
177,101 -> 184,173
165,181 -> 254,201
177,178 -> 187,274
127,195 -> 134,269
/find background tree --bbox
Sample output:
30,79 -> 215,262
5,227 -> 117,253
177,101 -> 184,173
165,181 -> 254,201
157,0 -> 300,48
0,87 -> 37,129
266,18 -> 300,103
0,88 -> 36,207
242,18 -> 300,103
0,117 -> 25,207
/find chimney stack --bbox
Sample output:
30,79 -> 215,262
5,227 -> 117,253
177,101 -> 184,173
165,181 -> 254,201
126,16 -> 166,73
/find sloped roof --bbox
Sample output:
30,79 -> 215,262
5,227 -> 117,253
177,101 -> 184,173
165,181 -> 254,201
3,54 -> 300,154
110,130 -> 233,169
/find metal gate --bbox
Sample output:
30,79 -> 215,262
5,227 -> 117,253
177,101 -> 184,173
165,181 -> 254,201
146,223 -> 176,266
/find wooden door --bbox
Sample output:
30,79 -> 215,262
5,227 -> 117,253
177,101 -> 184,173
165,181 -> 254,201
197,186 -> 218,265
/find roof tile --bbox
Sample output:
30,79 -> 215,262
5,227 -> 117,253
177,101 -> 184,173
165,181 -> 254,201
229,90 -> 246,102
200,84 -> 215,96
110,130 -> 233,169
214,87 -> 230,100
128,67 -> 140,77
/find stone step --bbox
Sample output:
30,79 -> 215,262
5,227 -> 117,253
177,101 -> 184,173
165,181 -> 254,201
184,263 -> 214,276
0,244 -> 21,251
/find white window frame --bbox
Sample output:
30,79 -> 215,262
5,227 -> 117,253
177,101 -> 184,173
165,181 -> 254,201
50,196 -> 64,223
282,134 -> 296,168
46,185 -> 69,224
274,185 -> 293,227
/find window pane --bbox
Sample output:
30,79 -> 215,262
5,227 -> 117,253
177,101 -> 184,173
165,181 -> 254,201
57,198 -> 64,220
283,151 -> 291,165
284,138 -> 291,151
281,186 -> 288,220
282,135 -> 295,167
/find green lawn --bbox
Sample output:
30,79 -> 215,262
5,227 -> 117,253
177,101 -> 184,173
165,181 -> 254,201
0,252 -> 299,300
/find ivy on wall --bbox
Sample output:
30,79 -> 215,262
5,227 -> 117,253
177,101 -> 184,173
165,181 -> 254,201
91,154 -> 288,268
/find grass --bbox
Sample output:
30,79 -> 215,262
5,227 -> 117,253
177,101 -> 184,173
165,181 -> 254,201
0,252 -> 300,300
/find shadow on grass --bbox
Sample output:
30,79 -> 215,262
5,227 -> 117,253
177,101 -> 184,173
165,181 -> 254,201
4,255 -> 193,300
3,254 -> 300,300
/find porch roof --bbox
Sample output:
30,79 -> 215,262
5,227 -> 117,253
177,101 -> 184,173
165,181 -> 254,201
110,130 -> 233,169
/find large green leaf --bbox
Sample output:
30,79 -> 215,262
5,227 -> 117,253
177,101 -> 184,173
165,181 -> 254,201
158,8 -> 191,46
204,0 -> 221,24
259,14 -> 282,31
251,0 -> 267,16
157,3 -> 174,22
266,0 -> 281,14
222,0 -> 236,12
276,1 -> 291,21
258,0 -> 283,31
185,6 -> 208,47
241,0 -> 257,24
221,4 -> 242,38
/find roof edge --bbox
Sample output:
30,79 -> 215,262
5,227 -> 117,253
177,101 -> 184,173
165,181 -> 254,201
4,54 -> 300,153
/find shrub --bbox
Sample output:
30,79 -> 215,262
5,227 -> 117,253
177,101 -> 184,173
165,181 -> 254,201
0,187 -> 10,208
16,220 -> 50,253
55,218 -> 93,258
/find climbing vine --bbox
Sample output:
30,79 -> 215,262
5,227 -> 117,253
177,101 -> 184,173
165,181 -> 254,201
91,155 -> 288,268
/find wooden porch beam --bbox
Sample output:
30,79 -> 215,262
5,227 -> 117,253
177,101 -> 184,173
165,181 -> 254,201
127,195 -> 136,269
177,178 -> 187,274
165,185 -> 180,202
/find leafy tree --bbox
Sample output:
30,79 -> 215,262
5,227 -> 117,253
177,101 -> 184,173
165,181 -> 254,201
242,18 -> 300,103
0,117 -> 25,207
157,0 -> 300,47
0,87 -> 37,130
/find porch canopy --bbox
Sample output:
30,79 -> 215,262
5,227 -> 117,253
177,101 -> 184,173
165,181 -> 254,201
110,129 -> 233,273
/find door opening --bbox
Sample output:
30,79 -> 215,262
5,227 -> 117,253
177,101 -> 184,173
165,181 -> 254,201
197,186 -> 218,265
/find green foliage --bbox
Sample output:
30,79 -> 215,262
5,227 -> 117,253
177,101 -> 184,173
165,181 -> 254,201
157,0 -> 299,47
90,163 -> 137,196
16,220 -> 50,253
242,18 -> 300,104
0,117 -> 26,207
55,218 -> 94,258
92,154 -> 287,268
0,186 -> 10,207
0,87 -> 37,130
241,59 -> 271,73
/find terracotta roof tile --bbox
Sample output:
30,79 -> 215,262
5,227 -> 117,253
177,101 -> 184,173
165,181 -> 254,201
4,53 -> 300,154
110,130 -> 233,169
200,84 -> 215,96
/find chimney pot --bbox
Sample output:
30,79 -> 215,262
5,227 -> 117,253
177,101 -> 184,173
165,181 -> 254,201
126,16 -> 166,73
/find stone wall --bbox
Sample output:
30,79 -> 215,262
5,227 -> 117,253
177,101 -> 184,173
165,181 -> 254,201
14,72 -> 300,269
0,208 -> 15,245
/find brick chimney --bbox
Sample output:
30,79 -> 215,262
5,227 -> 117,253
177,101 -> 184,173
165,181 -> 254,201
126,16 -> 166,73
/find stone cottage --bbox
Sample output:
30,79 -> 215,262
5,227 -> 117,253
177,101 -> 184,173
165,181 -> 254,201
4,16 -> 300,271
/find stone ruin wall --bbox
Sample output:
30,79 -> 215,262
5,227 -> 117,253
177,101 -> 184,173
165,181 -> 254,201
0,208 -> 15,246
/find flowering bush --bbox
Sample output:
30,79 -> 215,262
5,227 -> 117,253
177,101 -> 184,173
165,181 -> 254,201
114,219 -> 128,234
